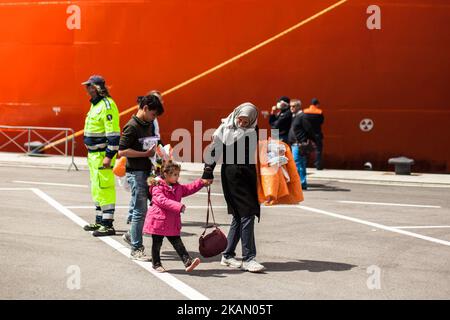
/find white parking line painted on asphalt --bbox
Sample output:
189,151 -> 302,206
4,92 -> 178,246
392,226 -> 450,229
65,204 -> 300,210
338,200 -> 441,208
66,205 -> 129,209
184,205 -> 227,209
61,202 -> 450,247
12,180 -> 88,188
316,179 -> 450,188
298,205 -> 450,247
197,192 -> 224,196
29,188 -> 209,300
31,188 -> 93,228
65,205 -> 227,209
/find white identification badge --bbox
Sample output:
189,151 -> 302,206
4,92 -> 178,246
95,106 -> 103,114
140,136 -> 159,150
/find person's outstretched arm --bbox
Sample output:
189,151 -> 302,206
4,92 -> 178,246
180,179 -> 206,198
152,186 -> 184,214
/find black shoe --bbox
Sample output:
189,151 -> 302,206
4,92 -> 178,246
92,226 -> 116,237
83,223 -> 102,231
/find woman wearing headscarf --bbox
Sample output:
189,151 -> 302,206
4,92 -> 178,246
202,102 -> 265,273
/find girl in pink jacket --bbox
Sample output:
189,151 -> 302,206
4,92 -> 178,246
143,160 -> 212,272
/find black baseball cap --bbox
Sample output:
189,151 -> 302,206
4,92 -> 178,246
81,75 -> 105,86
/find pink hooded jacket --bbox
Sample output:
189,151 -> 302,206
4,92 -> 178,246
143,178 -> 205,236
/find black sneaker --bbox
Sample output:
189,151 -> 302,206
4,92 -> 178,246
83,223 -> 102,231
92,225 -> 116,237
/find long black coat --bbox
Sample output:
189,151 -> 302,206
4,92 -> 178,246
202,128 -> 260,220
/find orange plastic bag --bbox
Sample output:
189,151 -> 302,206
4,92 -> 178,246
257,139 -> 303,205
112,156 -> 126,177
277,142 -> 303,204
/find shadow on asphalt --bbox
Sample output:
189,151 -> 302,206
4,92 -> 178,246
165,259 -> 357,277
158,251 -> 222,263
182,221 -> 231,228
142,231 -> 198,238
305,184 -> 351,192
113,230 -> 128,236
262,260 -> 357,272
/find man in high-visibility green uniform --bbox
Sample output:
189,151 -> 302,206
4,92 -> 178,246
81,75 -> 120,237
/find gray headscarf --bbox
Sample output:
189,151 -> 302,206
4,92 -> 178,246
213,102 -> 258,145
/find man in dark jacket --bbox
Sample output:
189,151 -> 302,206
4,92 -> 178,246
303,98 -> 324,170
269,96 -> 292,144
118,94 -> 164,261
288,99 -> 310,190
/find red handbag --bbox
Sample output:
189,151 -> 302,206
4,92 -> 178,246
199,186 -> 228,258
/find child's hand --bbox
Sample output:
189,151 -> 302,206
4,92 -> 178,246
148,176 -> 161,187
144,144 -> 157,157
202,179 -> 213,186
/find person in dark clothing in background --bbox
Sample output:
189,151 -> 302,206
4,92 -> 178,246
303,98 -> 324,170
269,96 -> 292,144
288,99 -> 310,190
202,102 -> 265,273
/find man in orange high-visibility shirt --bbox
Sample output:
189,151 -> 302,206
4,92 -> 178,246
303,98 -> 324,170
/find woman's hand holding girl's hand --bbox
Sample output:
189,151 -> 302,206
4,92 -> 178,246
202,179 -> 213,186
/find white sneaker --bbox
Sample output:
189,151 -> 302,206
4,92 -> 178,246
242,259 -> 265,273
221,256 -> 242,268
130,247 -> 152,262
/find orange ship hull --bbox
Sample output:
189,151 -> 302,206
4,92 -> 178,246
0,0 -> 449,172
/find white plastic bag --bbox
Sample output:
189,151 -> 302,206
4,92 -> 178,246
117,176 -> 130,192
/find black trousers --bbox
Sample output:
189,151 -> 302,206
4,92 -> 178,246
312,136 -> 323,169
151,235 -> 191,267
223,215 -> 256,262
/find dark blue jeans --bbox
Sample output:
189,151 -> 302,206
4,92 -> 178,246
126,171 -> 150,250
223,215 -> 256,262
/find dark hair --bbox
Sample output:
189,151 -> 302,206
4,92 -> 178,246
92,83 -> 110,98
161,160 -> 181,178
278,96 -> 290,104
137,94 -> 164,115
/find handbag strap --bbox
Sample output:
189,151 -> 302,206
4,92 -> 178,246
203,186 -> 217,233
